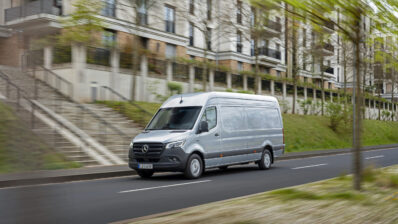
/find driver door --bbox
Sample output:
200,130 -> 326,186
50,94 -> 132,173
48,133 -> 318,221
196,106 -> 221,161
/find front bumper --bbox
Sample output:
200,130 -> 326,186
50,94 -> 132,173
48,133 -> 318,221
128,147 -> 189,172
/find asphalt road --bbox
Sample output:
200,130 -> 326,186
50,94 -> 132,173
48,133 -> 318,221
1,147 -> 398,224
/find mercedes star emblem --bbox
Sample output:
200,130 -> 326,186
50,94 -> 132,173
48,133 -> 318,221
141,144 -> 149,153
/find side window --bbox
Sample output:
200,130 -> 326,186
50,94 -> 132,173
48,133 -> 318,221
201,106 -> 217,130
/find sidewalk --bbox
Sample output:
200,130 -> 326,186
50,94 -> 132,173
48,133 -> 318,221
1,143 -> 397,188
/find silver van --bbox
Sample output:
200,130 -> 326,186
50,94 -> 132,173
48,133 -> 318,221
129,92 -> 285,179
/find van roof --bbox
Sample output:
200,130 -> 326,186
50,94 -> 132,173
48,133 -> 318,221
161,92 -> 279,108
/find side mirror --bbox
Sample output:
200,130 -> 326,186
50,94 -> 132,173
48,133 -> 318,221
198,120 -> 209,133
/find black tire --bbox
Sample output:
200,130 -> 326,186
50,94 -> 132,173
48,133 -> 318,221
184,154 -> 203,179
219,166 -> 228,170
258,150 -> 272,170
136,170 -> 154,178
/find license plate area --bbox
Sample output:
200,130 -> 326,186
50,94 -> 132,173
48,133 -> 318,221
138,163 -> 153,169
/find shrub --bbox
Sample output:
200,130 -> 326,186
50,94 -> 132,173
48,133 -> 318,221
167,81 -> 182,94
326,102 -> 345,132
298,99 -> 313,115
278,99 -> 291,114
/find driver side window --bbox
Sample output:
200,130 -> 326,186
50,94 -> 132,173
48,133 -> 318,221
201,106 -> 217,130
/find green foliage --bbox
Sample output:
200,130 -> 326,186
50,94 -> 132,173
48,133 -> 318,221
298,99 -> 312,115
278,99 -> 291,114
58,0 -> 106,46
0,102 -> 81,173
381,110 -> 392,121
326,102 -> 345,132
167,81 -> 183,94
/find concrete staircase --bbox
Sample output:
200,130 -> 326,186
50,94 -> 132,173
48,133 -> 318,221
0,67 -> 143,165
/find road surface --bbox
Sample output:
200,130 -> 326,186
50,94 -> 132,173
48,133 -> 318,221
1,147 -> 398,224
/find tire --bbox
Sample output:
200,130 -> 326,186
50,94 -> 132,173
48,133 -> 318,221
258,150 -> 272,170
219,166 -> 228,170
184,154 -> 203,179
136,170 -> 154,178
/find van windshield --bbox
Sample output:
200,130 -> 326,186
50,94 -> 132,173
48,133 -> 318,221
146,106 -> 202,130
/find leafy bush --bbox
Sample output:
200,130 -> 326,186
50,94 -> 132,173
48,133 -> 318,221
278,99 -> 291,114
167,81 -> 183,94
381,110 -> 391,121
298,99 -> 313,115
326,102 -> 345,132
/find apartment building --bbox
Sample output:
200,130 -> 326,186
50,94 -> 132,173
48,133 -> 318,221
0,0 -> 384,102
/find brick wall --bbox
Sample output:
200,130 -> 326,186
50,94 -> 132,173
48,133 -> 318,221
0,35 -> 21,67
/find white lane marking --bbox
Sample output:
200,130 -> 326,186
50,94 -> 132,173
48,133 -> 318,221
292,163 -> 328,170
365,155 -> 384,160
118,180 -> 212,193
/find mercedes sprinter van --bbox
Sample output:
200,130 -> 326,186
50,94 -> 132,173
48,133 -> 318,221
129,92 -> 285,179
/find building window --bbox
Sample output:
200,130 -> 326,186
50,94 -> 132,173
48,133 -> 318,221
102,30 -> 116,47
237,0 -> 242,24
189,0 -> 194,15
206,27 -> 212,50
237,31 -> 242,53
302,28 -> 307,47
250,7 -> 255,27
207,0 -> 212,20
165,44 -> 177,58
137,0 -> 148,25
238,62 -> 243,71
102,0 -> 116,17
304,77 -> 308,83
328,82 -> 332,89
277,71 -> 281,77
250,39 -> 255,56
189,22 -> 194,46
165,5 -> 175,33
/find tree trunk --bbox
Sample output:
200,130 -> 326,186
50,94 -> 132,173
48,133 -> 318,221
353,39 -> 363,191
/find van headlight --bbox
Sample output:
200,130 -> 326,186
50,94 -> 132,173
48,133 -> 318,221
165,140 -> 185,149
129,142 -> 134,149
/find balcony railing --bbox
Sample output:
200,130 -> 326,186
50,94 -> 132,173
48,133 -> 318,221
323,20 -> 334,30
265,19 -> 282,32
5,0 -> 61,23
258,47 -> 281,60
325,67 -> 334,74
323,43 -> 334,52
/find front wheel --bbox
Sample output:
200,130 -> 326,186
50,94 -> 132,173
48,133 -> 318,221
258,150 -> 272,170
136,170 -> 154,178
184,154 -> 203,179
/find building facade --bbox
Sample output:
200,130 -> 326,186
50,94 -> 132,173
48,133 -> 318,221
0,0 -> 392,103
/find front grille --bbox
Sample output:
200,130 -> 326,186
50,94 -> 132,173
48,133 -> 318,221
133,142 -> 164,157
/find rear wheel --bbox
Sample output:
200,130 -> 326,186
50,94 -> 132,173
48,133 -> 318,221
184,154 -> 203,179
258,150 -> 272,170
136,170 -> 154,178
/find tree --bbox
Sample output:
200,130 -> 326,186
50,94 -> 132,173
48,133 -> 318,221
57,0 -> 106,46
262,0 -> 396,191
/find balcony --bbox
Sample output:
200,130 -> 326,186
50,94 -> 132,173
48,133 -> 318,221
323,20 -> 334,33
325,67 -> 334,74
323,43 -> 334,52
265,19 -> 282,32
5,0 -> 61,23
258,47 -> 281,60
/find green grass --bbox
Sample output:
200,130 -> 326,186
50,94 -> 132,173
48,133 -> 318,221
98,101 -> 398,153
284,114 -> 398,152
0,102 -> 81,173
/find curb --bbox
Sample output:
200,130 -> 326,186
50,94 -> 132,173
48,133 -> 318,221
1,144 -> 397,188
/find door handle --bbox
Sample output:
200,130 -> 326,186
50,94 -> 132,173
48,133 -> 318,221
215,133 -> 219,137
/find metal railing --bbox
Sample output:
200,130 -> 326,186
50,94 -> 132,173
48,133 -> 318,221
34,65 -> 74,100
5,0 -> 61,22
265,19 -> 282,32
258,47 -> 282,60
